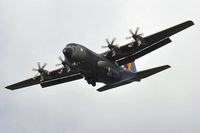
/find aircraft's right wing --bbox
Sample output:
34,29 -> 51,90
5,68 -> 83,90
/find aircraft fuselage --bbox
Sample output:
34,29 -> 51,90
63,43 -> 134,86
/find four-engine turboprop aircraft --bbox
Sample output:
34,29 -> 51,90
5,20 -> 194,92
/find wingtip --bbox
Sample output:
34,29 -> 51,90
166,65 -> 171,68
5,86 -> 13,90
96,88 -> 103,92
5,86 -> 9,89
162,65 -> 171,70
187,20 -> 195,26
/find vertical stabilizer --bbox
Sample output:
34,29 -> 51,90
124,62 -> 137,73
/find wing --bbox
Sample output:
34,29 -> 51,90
101,20 -> 194,64
5,76 -> 41,90
143,20 -> 194,45
5,68 -> 83,90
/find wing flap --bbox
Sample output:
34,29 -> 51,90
40,73 -> 83,88
117,38 -> 171,66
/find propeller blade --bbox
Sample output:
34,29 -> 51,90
55,63 -> 62,67
138,33 -> 144,36
101,45 -> 108,48
111,38 -> 116,45
135,27 -> 139,35
105,38 -> 117,46
126,36 -> 132,40
129,29 -> 134,35
106,38 -> 110,45
32,68 -> 38,71
41,63 -> 47,69
37,62 -> 41,69
58,56 -> 64,62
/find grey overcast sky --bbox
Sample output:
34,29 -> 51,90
0,0 -> 200,133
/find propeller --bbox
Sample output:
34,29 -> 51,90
102,38 -> 119,48
32,62 -> 48,80
101,38 -> 119,57
126,27 -> 144,46
56,56 -> 65,67
55,56 -> 70,72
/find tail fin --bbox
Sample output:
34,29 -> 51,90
124,62 -> 137,73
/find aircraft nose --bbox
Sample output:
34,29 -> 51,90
63,47 -> 73,57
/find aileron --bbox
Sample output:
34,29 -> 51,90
144,20 -> 194,45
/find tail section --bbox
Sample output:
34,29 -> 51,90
97,65 -> 170,92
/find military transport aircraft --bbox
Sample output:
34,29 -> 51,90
5,20 -> 194,92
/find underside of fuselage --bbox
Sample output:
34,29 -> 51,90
64,43 -> 134,86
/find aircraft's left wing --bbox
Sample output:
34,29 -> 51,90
5,68 -> 83,90
101,20 -> 194,64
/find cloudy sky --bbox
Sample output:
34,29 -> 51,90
0,0 -> 200,133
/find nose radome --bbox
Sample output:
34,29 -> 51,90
63,47 -> 73,57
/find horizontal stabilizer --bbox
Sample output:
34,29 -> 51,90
133,65 -> 171,81
97,65 -> 170,92
97,77 -> 134,92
